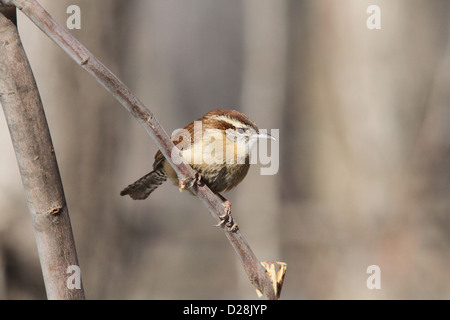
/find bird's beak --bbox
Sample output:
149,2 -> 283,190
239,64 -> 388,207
255,131 -> 277,142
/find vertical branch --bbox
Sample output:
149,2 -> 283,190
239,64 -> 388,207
0,8 -> 84,299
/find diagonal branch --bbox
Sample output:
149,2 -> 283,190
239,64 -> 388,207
0,0 -> 280,299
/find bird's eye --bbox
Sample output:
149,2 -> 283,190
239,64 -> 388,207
237,128 -> 245,134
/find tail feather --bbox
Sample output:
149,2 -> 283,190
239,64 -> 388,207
120,169 -> 167,200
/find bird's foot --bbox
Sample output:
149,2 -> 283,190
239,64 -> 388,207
215,199 -> 238,232
179,172 -> 202,192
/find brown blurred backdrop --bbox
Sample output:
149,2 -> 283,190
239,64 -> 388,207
0,0 -> 449,299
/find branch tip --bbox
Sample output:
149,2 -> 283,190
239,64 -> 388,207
256,261 -> 287,299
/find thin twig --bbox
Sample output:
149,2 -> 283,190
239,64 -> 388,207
0,6 -> 84,299
0,0 -> 279,299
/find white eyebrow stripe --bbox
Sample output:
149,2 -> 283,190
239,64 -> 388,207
214,115 -> 243,129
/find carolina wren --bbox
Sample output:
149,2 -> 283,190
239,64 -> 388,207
120,109 -> 274,227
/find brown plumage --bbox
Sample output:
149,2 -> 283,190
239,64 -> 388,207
120,109 -> 267,200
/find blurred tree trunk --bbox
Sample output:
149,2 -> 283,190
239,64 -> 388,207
283,0 -> 450,299
236,0 -> 287,297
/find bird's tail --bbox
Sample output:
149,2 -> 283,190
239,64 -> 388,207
120,169 -> 167,200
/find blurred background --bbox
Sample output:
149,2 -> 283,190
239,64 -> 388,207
0,0 -> 449,299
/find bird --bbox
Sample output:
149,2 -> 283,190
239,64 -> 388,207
120,109 -> 275,228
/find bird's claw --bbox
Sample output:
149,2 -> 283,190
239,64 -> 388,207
215,200 -> 238,232
179,172 -> 202,192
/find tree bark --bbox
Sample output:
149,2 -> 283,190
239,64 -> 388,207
0,7 -> 84,299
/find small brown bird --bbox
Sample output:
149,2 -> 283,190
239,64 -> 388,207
120,109 -> 274,226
